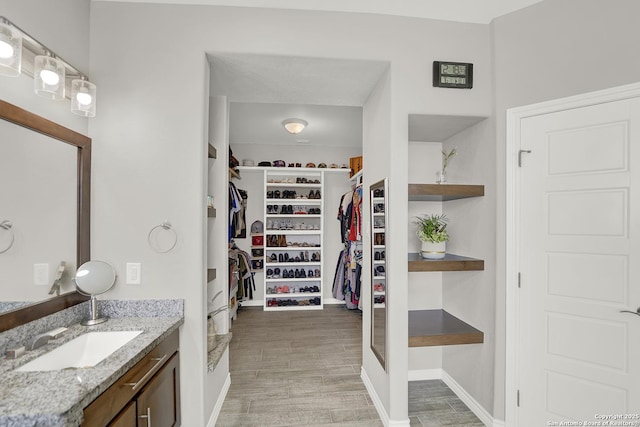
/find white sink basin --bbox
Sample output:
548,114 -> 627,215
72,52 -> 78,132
15,330 -> 143,372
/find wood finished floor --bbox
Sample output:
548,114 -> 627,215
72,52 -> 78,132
217,305 -> 483,427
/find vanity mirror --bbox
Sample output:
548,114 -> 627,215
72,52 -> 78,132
75,260 -> 116,325
370,178 -> 388,371
0,99 -> 91,332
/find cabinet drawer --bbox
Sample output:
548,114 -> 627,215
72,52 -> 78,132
82,329 -> 179,427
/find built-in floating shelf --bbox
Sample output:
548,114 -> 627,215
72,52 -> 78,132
409,309 -> 484,347
408,184 -> 484,201
408,253 -> 484,272
207,269 -> 216,282
208,207 -> 216,218
208,144 -> 217,159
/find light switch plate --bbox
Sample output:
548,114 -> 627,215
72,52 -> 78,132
126,263 -> 141,285
34,263 -> 49,286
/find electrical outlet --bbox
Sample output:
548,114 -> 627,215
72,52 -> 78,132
34,263 -> 49,286
126,263 -> 141,285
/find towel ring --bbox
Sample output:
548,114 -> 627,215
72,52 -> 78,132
0,220 -> 15,254
148,221 -> 177,253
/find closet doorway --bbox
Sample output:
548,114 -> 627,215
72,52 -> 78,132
210,53 -> 386,315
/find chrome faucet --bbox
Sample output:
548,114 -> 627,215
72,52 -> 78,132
27,327 -> 67,350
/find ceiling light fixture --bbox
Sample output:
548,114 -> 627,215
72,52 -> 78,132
0,16 -> 97,116
282,118 -> 308,134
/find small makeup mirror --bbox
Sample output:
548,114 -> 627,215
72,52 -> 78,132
75,260 -> 116,326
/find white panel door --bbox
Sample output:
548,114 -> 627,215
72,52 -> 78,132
518,97 -> 640,425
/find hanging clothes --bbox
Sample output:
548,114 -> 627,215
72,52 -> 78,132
332,185 -> 363,309
229,242 -> 256,300
228,182 -> 247,240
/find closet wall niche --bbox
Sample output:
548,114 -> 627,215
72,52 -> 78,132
229,143 -> 360,309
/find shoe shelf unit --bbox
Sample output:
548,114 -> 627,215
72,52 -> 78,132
263,169 -> 325,311
408,182 -> 485,347
372,193 -> 386,309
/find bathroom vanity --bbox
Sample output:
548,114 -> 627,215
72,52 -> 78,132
0,312 -> 183,427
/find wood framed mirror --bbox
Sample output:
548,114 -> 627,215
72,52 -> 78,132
0,99 -> 91,332
370,178 -> 388,370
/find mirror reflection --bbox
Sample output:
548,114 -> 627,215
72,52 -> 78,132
370,178 -> 388,370
0,118 -> 78,313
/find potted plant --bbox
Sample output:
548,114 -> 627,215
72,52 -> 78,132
414,214 -> 449,259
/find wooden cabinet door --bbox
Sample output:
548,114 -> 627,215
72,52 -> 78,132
108,402 -> 136,427
136,353 -> 181,427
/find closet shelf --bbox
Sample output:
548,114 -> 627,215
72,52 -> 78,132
265,230 -> 322,236
207,268 -> 216,282
265,246 -> 322,251
208,207 -> 216,218
408,184 -> 484,201
266,278 -> 321,283
266,292 -> 322,298
265,305 -> 323,311
208,144 -> 217,159
238,166 -> 349,173
266,183 -> 322,188
408,253 -> 484,272
409,309 -> 484,347
266,214 -> 321,219
264,261 -> 322,267
265,199 -> 321,205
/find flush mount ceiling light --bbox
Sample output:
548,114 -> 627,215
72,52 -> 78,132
282,118 -> 308,134
0,19 -> 21,76
0,16 -> 98,116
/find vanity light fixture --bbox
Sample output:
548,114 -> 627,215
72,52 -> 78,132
34,51 -> 65,100
0,19 -> 21,76
71,76 -> 97,117
282,118 -> 308,134
0,16 -> 98,116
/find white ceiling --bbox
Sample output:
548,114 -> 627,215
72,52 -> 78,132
210,54 -> 389,106
99,0 -> 545,24
229,102 -> 363,147
210,54 -> 387,146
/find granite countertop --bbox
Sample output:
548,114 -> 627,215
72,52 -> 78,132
0,315 -> 183,427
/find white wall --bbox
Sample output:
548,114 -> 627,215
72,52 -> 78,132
491,0 -> 640,420
441,117 -> 496,415
88,2 -> 491,423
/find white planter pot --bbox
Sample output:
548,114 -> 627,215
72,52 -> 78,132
420,241 -> 446,259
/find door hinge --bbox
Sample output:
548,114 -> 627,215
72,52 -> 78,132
517,389 -> 520,407
518,149 -> 532,167
518,272 -> 521,288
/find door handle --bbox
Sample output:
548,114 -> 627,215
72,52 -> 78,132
139,407 -> 151,426
619,307 -> 640,317
518,150 -> 532,167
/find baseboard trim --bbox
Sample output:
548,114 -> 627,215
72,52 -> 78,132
206,373 -> 231,427
408,369 -> 442,381
440,371 -> 493,427
360,367 -> 410,427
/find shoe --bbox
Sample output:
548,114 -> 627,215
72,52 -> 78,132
314,269 -> 320,277
374,252 -> 381,260
308,269 -> 314,277
288,269 -> 294,278
266,268 -> 273,278
314,190 -> 321,199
